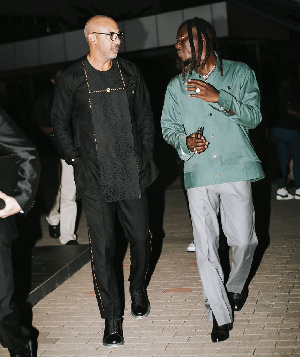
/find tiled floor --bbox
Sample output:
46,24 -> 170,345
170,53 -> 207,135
1,179 -> 299,356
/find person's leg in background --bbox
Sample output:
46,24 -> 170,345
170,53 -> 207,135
58,160 -> 78,245
46,188 -> 61,238
176,158 -> 195,252
287,129 -> 300,199
270,127 -> 294,199
46,158 -> 61,239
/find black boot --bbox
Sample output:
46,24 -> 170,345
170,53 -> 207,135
228,286 -> 249,311
102,317 -> 124,347
10,340 -> 33,357
211,314 -> 233,343
131,288 -> 150,318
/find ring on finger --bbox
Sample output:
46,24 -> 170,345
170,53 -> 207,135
195,87 -> 200,94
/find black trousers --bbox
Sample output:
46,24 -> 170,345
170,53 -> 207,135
83,190 -> 151,318
0,218 -> 29,353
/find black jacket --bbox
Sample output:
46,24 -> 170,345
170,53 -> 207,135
51,57 -> 159,198
0,108 -> 40,240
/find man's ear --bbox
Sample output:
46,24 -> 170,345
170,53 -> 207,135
88,34 -> 96,44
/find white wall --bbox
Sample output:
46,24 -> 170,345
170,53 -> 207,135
0,2 -> 228,72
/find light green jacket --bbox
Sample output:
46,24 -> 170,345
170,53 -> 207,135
161,58 -> 265,189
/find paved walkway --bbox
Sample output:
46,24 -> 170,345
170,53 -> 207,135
1,180 -> 299,357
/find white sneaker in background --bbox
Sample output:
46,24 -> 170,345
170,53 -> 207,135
187,241 -> 195,252
276,188 -> 294,200
295,188 -> 300,200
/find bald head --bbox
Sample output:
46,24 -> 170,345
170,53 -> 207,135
84,15 -> 117,41
84,15 -> 121,63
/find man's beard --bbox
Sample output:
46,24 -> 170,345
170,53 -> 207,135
176,55 -> 190,68
176,57 -> 191,74
182,59 -> 191,67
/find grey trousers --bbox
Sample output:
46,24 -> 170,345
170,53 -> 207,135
187,181 -> 258,326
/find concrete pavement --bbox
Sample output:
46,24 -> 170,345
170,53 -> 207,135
0,179 -> 299,356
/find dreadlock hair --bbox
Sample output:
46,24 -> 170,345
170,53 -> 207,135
177,17 -> 223,79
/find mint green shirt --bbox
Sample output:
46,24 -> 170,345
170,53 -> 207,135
161,58 -> 265,189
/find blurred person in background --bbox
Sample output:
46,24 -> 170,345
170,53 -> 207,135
32,70 -> 78,245
270,63 -> 300,200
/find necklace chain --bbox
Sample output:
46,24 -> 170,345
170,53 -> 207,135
202,65 -> 216,82
82,60 -> 126,94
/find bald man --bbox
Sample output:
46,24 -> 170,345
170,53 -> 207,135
51,15 -> 158,347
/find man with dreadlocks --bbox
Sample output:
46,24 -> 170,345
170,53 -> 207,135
161,17 -> 264,342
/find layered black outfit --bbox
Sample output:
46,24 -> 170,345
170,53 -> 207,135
0,108 -> 40,353
51,57 -> 158,318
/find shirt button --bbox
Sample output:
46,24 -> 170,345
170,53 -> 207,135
213,155 -> 217,158
71,158 -> 75,162
209,113 -> 212,116
211,134 -> 215,138
220,106 -> 224,110
217,174 -> 220,177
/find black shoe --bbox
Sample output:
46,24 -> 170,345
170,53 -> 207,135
228,286 -> 248,311
211,314 -> 233,343
65,240 -> 79,245
48,224 -> 60,238
102,317 -> 124,347
10,340 -> 33,357
131,288 -> 150,319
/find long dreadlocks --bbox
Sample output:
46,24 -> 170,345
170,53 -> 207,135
177,17 -> 223,79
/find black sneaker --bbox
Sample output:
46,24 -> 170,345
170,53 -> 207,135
131,288 -> 150,319
102,317 -> 124,347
